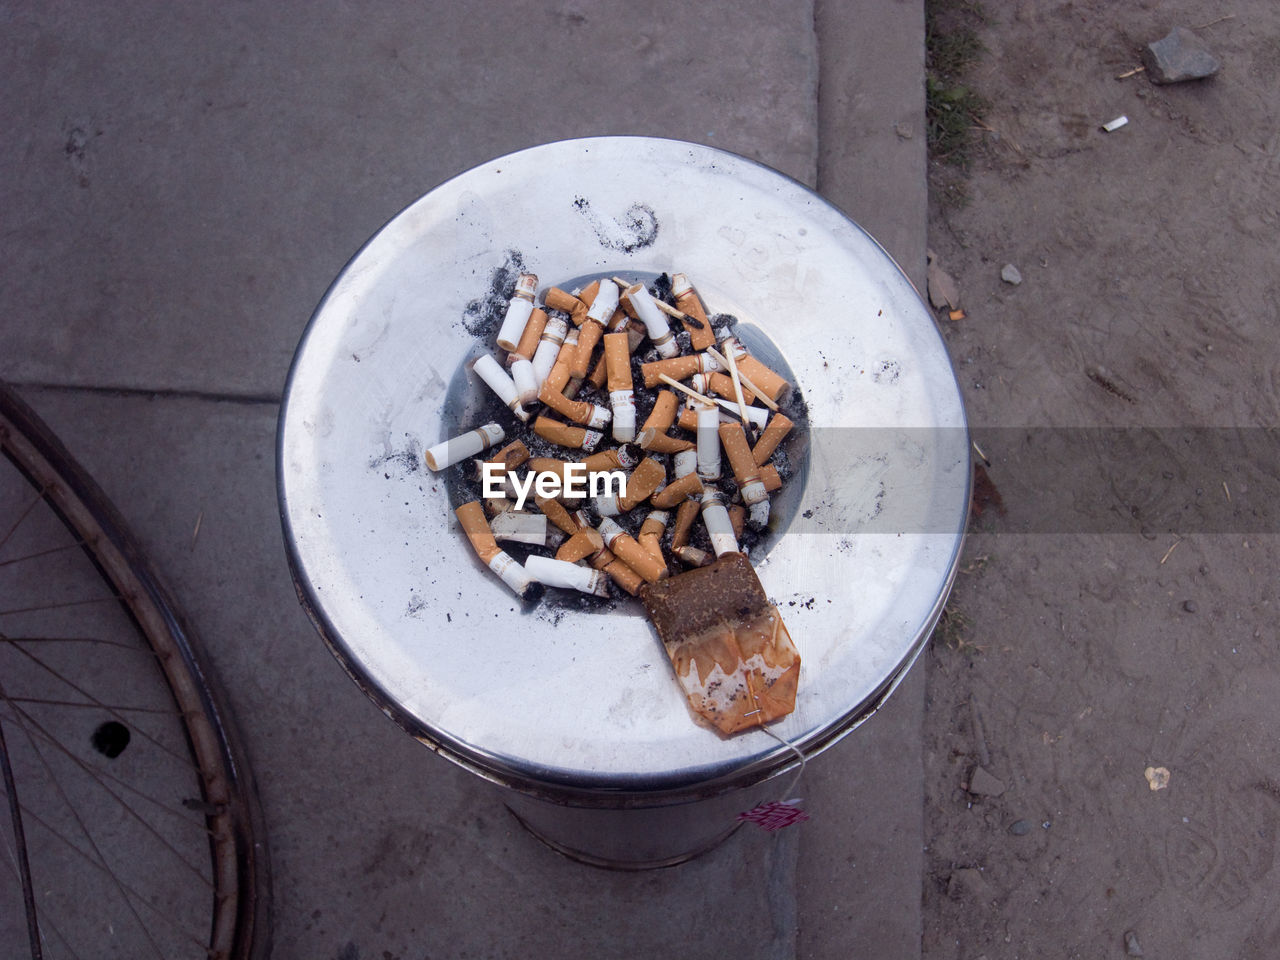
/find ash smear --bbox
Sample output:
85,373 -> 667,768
572,197 -> 659,253
405,594 -> 426,618
1086,367 -> 1137,404
460,249 -> 526,338
370,435 -> 421,478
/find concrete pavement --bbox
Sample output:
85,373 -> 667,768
1,2 -> 928,957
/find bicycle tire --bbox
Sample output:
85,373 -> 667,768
0,381 -> 271,960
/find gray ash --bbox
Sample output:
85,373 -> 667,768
460,250 -> 526,338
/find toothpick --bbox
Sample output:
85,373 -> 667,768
705,346 -> 780,412
657,373 -> 716,408
720,343 -> 753,430
1222,480 -> 1231,502
1159,539 -> 1182,565
972,439 -> 990,466
1195,14 -> 1234,29
191,510 -> 203,549
1115,65 -> 1146,80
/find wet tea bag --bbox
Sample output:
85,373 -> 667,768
641,552 -> 800,735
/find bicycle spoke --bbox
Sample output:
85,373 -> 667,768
0,695 -> 216,882
1,633 -> 163,654
0,488 -> 45,553
5,696 -> 179,716
0,596 -> 121,618
0,715 -> 44,960
0,538 -> 86,569
2,639 -> 195,768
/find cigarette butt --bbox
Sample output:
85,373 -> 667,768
700,488 -> 739,556
456,500 -> 538,600
706,345 -> 779,412
728,504 -> 746,541
587,351 -> 608,389
605,307 -> 630,332
672,273 -> 716,351
658,373 -> 716,410
531,316 -> 568,387
471,354 -> 530,421
577,280 -> 600,312
619,456 -> 666,511
752,413 -> 794,465
598,518 -> 668,583
424,423 -> 505,471
555,326 -> 580,367
641,355 -> 701,389
544,287 -> 587,325
638,431 -> 694,454
585,280 -> 619,327
723,339 -> 789,403
674,545 -> 714,568
536,494 -> 579,535
525,555 -> 610,597
949,308 -> 966,321
534,416 -> 603,452
672,449 -> 698,479
641,389 -> 678,433
622,283 -> 679,358
649,470 -> 704,509
556,527 -> 606,563
495,273 -> 538,352
638,509 -> 669,565
696,404 -> 722,481
489,510 -> 549,546
572,318 -> 604,379
603,332 -> 633,392
718,421 -> 761,487
602,555 -> 644,596
510,356 -> 539,406
676,405 -> 698,433
487,440 -> 530,474
691,371 -> 749,403
539,375 -> 611,427
1102,115 -> 1128,132
671,498 -> 700,550
513,307 -> 548,361
760,463 -> 783,492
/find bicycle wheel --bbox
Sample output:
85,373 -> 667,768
0,382 -> 270,960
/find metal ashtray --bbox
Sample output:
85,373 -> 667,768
278,137 -> 969,866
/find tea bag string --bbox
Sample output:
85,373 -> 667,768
760,724 -> 807,802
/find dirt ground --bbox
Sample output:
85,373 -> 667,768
920,2 -> 1280,958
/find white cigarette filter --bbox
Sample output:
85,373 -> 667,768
715,397 -> 769,428
700,488 -> 739,556
531,316 -> 568,387
696,404 -> 721,480
748,499 -> 771,528
625,284 -> 679,358
471,354 -> 530,421
488,510 -> 549,546
495,273 -> 538,352
610,389 -> 636,443
524,555 -> 611,597
673,448 -> 697,478
585,279 -> 620,326
424,422 -> 505,471
510,357 -> 539,407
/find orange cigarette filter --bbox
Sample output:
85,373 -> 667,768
728,504 -> 746,541
643,433 -> 694,455
751,413 -> 794,466
535,494 -> 578,535
640,355 -> 701,390
556,527 -> 605,563
700,371 -> 752,403
732,352 -> 789,403
572,319 -> 604,379
641,390 -> 678,433
527,457 -> 571,485
487,440 -> 530,473
580,449 -> 623,474
638,512 -> 668,564
544,288 -> 587,325
676,405 -> 699,433
718,422 -> 760,486
672,273 -> 716,351
619,456 -> 666,511
649,470 -> 704,510
588,351 -> 608,389
533,416 -> 600,451
539,376 -> 605,426
603,332 -> 632,391
577,280 -> 600,311
670,498 -> 700,550
601,554 -> 644,596
600,524 -> 668,584
760,463 -> 783,492
456,501 -> 500,563
513,308 -> 548,362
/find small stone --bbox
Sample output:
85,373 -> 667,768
1183,599 -> 1198,613
1142,27 -> 1221,84
1009,819 -> 1032,836
1124,929 -> 1144,956
1000,263 -> 1023,285
894,122 -> 913,140
968,765 -> 1006,797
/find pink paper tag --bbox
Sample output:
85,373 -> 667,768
736,799 -> 809,831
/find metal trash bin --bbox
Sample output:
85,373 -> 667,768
278,138 -> 969,868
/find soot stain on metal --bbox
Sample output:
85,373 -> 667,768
461,249 -> 526,338
572,197 -> 660,253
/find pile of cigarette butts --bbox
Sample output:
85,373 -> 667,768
425,271 -> 797,604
